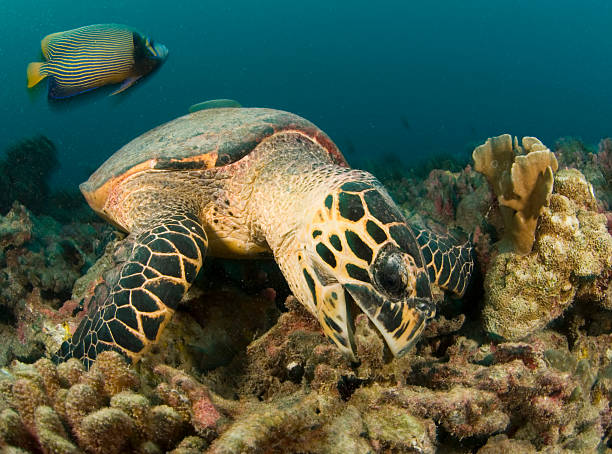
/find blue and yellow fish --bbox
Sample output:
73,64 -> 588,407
27,24 -> 168,99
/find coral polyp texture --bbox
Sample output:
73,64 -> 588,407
0,132 -> 610,452
0,352 -> 193,453
481,168 -> 612,340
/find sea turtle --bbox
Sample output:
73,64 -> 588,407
53,108 -> 473,369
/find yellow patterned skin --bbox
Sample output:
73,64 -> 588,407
53,108 -> 473,368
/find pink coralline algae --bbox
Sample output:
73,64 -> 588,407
154,364 -> 223,435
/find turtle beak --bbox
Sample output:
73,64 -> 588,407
343,283 -> 435,357
304,248 -> 435,360
314,275 -> 435,360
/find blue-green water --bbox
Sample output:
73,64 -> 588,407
1,0 -> 611,188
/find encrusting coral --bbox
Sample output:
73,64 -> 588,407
481,168 -> 612,340
473,134 -> 559,255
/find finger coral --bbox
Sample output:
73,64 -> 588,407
0,352 -> 207,453
473,134 -> 558,254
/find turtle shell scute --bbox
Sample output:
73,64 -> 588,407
82,108 -> 346,194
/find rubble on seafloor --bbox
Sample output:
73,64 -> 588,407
0,202 -> 114,366
0,135 -> 610,453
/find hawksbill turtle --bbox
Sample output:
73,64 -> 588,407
53,108 -> 473,368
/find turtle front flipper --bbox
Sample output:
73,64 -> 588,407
410,224 -> 474,298
53,212 -> 207,369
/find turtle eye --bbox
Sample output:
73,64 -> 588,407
374,248 -> 408,298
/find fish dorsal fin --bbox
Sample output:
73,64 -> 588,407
41,31 -> 67,59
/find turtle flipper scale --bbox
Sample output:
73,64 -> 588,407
53,212 -> 207,369
410,224 -> 474,298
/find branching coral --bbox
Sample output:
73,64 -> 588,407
473,134 -> 558,254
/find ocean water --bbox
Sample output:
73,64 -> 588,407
1,0 -> 611,188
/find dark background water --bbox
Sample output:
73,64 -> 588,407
0,0 -> 610,188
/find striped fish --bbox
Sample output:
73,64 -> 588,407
27,24 -> 168,99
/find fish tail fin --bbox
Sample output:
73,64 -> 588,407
27,62 -> 47,88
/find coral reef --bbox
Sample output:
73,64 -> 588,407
0,131 -> 610,452
0,202 -> 112,366
176,300 -> 609,452
473,134 -> 559,255
554,136 -> 612,229
0,352 -> 195,453
482,169 -> 612,340
4,303 -> 610,453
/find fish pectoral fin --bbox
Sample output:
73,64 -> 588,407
110,76 -> 142,96
27,62 -> 47,88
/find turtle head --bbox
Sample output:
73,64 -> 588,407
297,180 -> 435,360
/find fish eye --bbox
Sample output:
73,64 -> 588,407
374,248 -> 408,298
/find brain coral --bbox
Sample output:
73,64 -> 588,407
482,168 -> 612,340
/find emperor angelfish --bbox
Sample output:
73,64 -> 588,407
27,24 -> 168,99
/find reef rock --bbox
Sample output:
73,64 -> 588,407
0,203 -> 110,366
482,168 -> 612,340
555,136 -> 612,211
